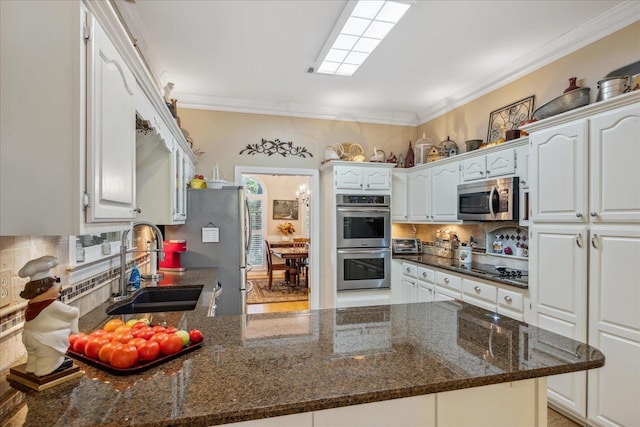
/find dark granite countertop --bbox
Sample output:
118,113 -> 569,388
394,254 -> 529,289
1,268 -> 603,426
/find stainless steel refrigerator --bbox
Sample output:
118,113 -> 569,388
165,187 -> 248,315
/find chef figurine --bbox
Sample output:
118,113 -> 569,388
19,256 -> 79,376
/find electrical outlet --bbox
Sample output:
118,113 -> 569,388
0,270 -> 11,308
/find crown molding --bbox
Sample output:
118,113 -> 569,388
176,93 -> 420,126
416,1 -> 640,125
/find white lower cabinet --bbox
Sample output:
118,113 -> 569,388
228,378 -> 546,427
462,278 -> 497,312
435,271 -> 461,301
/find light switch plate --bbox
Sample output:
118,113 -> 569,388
0,270 -> 11,308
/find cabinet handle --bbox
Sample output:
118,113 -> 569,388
367,183 -> 370,188
444,278 -> 449,284
576,233 -> 583,248
422,272 -> 427,278
576,212 -> 582,218
406,267 -> 411,273
504,296 -> 512,303
480,171 -> 485,175
474,286 -> 481,293
590,212 -> 598,217
134,207 -> 142,214
521,180 -> 527,186
591,234 -> 598,249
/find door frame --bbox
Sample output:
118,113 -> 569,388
235,166 -> 320,310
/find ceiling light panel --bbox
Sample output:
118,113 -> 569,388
316,1 -> 410,76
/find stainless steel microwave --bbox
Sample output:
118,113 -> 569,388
457,177 -> 519,221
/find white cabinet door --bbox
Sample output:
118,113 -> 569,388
589,103 -> 640,223
486,148 -> 516,177
461,156 -> 486,182
587,226 -> 640,427
401,277 -> 418,303
530,121 -> 588,223
334,166 -> 362,190
86,13 -> 136,222
391,170 -> 408,221
431,162 -> 459,221
530,224 -> 588,416
408,169 -> 431,222
417,281 -> 435,303
364,168 -> 390,191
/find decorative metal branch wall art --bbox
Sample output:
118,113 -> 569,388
239,138 -> 313,158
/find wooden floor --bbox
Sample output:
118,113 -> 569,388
548,408 -> 582,427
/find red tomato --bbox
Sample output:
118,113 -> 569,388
110,344 -> 138,368
151,325 -> 167,333
160,334 -> 184,355
69,332 -> 86,347
135,328 -> 155,341
165,326 -> 178,334
113,332 -> 134,344
73,335 -> 90,354
89,329 -> 107,338
128,337 -> 147,349
137,340 -> 161,362
84,337 -> 109,359
131,321 -> 148,330
150,332 -> 169,345
98,342 -> 122,363
102,332 -> 116,342
189,329 -> 204,344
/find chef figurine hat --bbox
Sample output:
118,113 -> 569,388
18,255 -> 60,299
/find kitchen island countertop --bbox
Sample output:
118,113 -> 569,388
1,268 -> 603,426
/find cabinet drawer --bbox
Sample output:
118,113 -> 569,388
462,278 -> 497,304
435,271 -> 461,291
417,266 -> 434,283
402,262 -> 417,278
497,288 -> 523,312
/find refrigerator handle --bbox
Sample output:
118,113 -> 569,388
245,198 -> 252,256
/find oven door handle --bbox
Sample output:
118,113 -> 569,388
336,207 -> 390,213
338,248 -> 390,254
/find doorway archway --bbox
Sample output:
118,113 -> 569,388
235,166 -> 320,311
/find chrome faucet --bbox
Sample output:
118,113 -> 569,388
114,221 -> 165,302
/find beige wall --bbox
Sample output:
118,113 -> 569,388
418,22 -> 640,148
180,22 -> 639,170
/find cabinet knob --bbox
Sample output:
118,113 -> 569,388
504,296 -> 512,303
444,278 -> 449,283
134,207 -> 142,214
474,286 -> 481,293
480,171 -> 485,175
590,212 -> 598,217
576,212 -> 583,218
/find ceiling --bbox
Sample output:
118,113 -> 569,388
114,0 -> 636,126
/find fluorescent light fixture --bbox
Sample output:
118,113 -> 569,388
315,1 -> 411,76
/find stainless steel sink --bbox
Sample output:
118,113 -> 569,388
105,285 -> 204,315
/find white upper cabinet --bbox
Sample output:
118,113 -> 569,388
334,164 -> 392,193
407,168 -> 431,222
461,148 -> 516,182
430,162 -> 460,222
391,170 -> 408,221
86,12 -> 137,223
588,103 -> 640,223
0,1 -> 136,235
530,121 -> 588,223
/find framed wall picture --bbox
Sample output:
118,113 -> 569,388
273,200 -> 299,220
486,95 -> 535,143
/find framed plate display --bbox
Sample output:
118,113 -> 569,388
486,95 -> 535,142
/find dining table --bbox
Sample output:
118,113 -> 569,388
269,246 -> 309,287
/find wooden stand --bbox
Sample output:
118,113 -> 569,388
6,363 -> 83,391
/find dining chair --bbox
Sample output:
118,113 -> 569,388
292,238 -> 309,281
264,240 -> 297,289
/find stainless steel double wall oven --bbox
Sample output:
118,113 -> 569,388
336,194 -> 391,291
